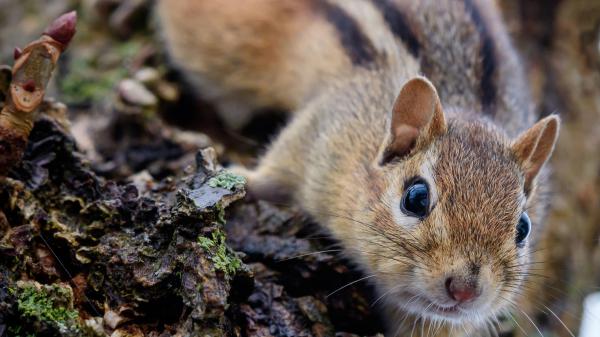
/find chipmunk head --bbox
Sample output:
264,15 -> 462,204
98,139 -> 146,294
365,77 -> 559,329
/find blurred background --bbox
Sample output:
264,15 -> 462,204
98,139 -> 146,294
0,0 -> 599,336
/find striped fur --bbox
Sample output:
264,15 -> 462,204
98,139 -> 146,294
158,0 -> 533,133
371,0 -> 421,57
318,0 -> 377,67
158,1 -> 559,336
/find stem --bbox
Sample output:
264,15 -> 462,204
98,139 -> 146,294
0,11 -> 77,175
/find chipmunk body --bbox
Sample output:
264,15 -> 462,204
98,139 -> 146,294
158,1 -> 560,335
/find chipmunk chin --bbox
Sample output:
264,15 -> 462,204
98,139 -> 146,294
394,292 -> 491,325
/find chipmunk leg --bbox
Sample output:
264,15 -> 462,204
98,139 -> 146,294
230,110 -> 312,203
229,163 -> 296,203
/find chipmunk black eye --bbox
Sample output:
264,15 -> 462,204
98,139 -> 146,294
401,180 -> 429,218
515,212 -> 531,246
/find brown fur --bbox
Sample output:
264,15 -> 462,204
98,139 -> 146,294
157,0 -> 358,128
158,1 -> 560,335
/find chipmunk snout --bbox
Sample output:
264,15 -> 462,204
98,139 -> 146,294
444,276 -> 481,303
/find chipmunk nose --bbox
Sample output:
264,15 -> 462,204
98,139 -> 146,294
445,277 -> 479,303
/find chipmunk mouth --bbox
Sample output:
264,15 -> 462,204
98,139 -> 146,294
426,301 -> 463,316
399,293 -> 470,321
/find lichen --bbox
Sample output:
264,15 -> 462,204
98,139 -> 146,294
198,230 -> 242,277
207,171 -> 246,191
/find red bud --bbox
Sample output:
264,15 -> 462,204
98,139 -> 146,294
13,47 -> 22,60
43,11 -> 77,47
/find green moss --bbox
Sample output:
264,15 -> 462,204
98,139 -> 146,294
60,57 -> 125,105
198,230 -> 242,277
7,325 -> 35,337
59,40 -> 142,105
215,202 -> 226,225
207,171 -> 246,191
15,282 -> 80,333
197,235 -> 215,250
213,243 -> 242,276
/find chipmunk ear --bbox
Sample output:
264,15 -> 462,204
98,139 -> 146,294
511,115 -> 560,193
379,77 -> 446,165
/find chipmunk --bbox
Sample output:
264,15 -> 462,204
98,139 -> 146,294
157,0 -> 560,335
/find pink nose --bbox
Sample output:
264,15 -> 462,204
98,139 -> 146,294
445,277 -> 479,303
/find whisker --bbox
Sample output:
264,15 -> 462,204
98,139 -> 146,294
507,311 -> 528,336
541,304 -> 575,337
39,232 -> 102,317
371,284 -> 403,307
517,307 -> 544,337
276,249 -> 343,262
326,274 -> 377,298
